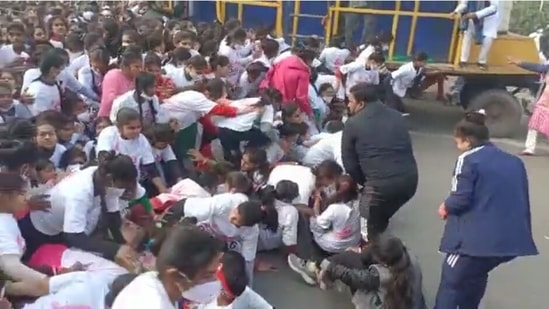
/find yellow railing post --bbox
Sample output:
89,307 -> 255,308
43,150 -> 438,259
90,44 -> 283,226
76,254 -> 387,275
237,3 -> 243,21
448,17 -> 460,63
333,0 -> 341,36
406,0 -> 420,56
275,1 -> 283,37
388,1 -> 401,60
325,7 -> 334,45
292,0 -> 301,45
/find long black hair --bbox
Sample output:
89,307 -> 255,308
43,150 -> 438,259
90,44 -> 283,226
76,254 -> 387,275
134,72 -> 158,124
371,235 -> 413,309
257,180 -> 299,232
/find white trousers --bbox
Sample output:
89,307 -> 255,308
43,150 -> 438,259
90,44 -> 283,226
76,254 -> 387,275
524,129 -> 538,153
460,25 -> 494,64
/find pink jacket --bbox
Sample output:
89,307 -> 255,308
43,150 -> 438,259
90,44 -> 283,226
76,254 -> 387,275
98,69 -> 135,117
260,55 -> 312,115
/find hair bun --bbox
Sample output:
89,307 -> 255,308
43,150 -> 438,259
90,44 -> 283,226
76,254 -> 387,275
464,110 -> 486,126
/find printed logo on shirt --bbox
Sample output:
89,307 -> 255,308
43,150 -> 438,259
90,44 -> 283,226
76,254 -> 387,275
197,222 -> 242,253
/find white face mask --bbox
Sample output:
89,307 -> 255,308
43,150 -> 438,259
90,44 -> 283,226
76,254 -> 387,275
106,187 -> 125,198
216,184 -> 227,194
322,96 -> 334,103
382,44 -> 389,51
77,111 -> 91,123
181,280 -> 221,304
121,42 -> 130,47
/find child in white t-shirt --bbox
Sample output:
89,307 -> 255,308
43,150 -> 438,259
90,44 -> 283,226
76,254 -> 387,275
336,52 -> 385,98
197,251 -> 273,309
96,107 -> 168,194
143,124 -> 182,189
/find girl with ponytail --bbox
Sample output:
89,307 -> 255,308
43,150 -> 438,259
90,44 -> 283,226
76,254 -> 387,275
109,72 -> 168,126
256,180 -> 299,254
318,234 -> 427,309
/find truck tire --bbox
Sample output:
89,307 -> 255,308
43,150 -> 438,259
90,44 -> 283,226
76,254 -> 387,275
467,89 -> 522,138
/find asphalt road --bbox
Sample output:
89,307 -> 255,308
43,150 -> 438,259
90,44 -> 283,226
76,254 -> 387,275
253,99 -> 548,309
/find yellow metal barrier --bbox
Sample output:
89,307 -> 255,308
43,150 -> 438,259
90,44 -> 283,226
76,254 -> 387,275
327,5 -> 458,62
215,1 -> 283,37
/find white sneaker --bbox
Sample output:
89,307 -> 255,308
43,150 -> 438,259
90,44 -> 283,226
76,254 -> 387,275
287,254 -> 317,285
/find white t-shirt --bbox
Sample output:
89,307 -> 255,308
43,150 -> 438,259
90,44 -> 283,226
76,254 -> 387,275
319,47 -> 350,73
112,271 -> 175,309
68,53 -> 89,77
302,132 -> 343,169
199,287 -> 273,309
264,142 -> 285,165
0,44 -> 29,69
185,193 -> 259,262
25,80 -> 62,115
110,90 -> 167,125
267,165 -> 316,205
30,166 -> 122,236
258,200 -> 299,251
216,98 -> 273,132
0,213 -> 26,256
162,91 -> 218,131
23,271 -> 111,309
218,43 -> 251,86
310,201 -> 361,253
96,125 -> 156,175
391,61 -> 421,98
165,66 -> 198,89
356,45 -> 376,64
339,61 -> 379,96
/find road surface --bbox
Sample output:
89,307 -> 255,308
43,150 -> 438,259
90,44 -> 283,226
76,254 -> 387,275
254,99 -> 548,309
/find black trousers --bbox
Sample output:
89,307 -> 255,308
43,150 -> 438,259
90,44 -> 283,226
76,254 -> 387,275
359,173 -> 418,240
218,127 -> 271,164
383,76 -> 406,113
296,213 -> 331,264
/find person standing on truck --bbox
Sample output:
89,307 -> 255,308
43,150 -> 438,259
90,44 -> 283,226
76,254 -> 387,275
451,0 -> 500,70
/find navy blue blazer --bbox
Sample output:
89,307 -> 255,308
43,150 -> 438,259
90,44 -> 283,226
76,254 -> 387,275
439,142 -> 538,257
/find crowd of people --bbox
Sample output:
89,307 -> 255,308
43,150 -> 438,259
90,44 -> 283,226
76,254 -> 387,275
0,1 -> 539,309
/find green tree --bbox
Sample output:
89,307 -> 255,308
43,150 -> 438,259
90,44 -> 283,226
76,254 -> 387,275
509,1 -> 549,35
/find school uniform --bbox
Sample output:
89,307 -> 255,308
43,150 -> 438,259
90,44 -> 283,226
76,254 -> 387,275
68,53 -> 89,77
218,44 -> 252,86
258,200 -> 299,251
435,142 -> 538,309
199,287 -> 273,309
0,100 -> 33,123
310,200 -> 361,253
384,61 -> 424,113
21,167 -> 127,260
267,165 -> 316,206
183,193 -> 256,262
25,78 -> 63,115
166,66 -> 200,89
318,47 -> 351,74
338,61 -> 380,98
110,90 -> 168,125
302,131 -> 344,170
78,65 -> 103,108
49,144 -> 67,169
0,44 -> 29,69
111,272 -> 177,309
96,125 -> 156,178
216,98 -> 273,161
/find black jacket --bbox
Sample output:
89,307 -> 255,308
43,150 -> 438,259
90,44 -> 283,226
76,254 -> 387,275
342,101 -> 417,185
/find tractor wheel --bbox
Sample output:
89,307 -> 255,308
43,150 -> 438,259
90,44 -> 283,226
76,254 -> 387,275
467,89 -> 522,138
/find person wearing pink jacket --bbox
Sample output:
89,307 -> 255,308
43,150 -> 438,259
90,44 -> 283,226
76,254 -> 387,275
260,48 -> 316,116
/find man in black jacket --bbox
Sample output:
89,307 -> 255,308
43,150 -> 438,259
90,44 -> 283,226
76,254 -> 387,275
342,83 -> 418,240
